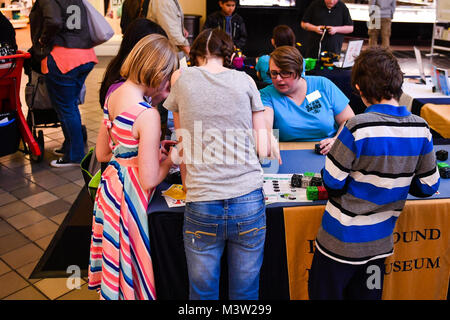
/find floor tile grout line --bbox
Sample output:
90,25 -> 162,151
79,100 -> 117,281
0,258 -> 51,300
0,213 -> 59,256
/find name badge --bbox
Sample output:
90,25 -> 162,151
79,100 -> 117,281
306,90 -> 322,104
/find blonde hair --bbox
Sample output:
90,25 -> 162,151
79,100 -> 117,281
120,34 -> 178,88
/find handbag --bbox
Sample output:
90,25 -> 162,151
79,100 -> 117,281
25,70 -> 53,110
82,0 -> 114,46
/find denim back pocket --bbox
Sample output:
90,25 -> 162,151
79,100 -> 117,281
183,216 -> 218,251
237,212 -> 266,249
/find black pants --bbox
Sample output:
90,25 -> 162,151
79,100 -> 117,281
308,249 -> 386,300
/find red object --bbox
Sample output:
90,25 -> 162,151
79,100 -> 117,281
317,186 -> 328,200
0,51 -> 41,157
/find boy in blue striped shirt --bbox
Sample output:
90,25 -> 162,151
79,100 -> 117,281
308,47 -> 440,300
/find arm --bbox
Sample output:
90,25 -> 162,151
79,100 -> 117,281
135,109 -> 173,191
322,125 -> 356,197
326,25 -> 354,36
172,111 -> 187,191
38,0 -> 63,46
253,111 -> 271,158
153,0 -> 190,48
235,19 -> 247,49
95,121 -> 113,163
319,105 -> 355,155
301,21 -> 325,35
408,133 -> 440,197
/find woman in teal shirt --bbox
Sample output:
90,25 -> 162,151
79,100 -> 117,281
260,46 -> 354,155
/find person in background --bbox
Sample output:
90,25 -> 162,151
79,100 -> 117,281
99,18 -> 167,109
203,0 -> 247,50
255,25 -> 297,86
0,11 -> 17,52
309,47 -> 440,300
164,28 -> 270,300
301,0 -> 353,58
260,46 -> 354,156
146,0 -> 190,56
88,34 -> 178,300
29,0 -> 97,167
368,0 -> 396,48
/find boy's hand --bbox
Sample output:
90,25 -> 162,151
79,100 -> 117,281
319,137 -> 336,155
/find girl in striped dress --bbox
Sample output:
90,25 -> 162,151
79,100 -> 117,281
88,34 -> 178,300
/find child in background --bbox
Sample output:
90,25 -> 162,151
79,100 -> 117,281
88,34 -> 178,300
164,28 -> 270,300
203,0 -> 247,50
309,47 -> 440,300
255,25 -> 297,86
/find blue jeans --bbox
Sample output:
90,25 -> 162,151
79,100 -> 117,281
45,55 -> 94,163
183,188 -> 266,300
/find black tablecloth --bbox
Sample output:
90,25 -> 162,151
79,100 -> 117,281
148,206 -> 290,300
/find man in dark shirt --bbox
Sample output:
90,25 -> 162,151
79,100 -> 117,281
301,0 -> 353,58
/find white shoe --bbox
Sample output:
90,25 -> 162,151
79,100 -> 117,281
50,158 -> 80,168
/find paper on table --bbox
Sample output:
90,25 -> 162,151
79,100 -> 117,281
162,184 -> 186,201
263,174 -> 311,204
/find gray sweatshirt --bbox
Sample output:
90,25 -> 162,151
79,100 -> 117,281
369,0 -> 396,19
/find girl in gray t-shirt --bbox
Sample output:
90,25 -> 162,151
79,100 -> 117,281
163,28 -> 270,300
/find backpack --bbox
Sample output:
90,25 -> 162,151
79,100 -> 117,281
120,0 -> 150,34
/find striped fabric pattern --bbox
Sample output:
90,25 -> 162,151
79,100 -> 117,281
88,102 -> 157,299
316,104 -> 440,264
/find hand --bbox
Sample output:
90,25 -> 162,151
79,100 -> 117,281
183,28 -> 189,38
326,26 -> 337,35
319,137 -> 336,155
269,135 -> 282,165
315,26 -> 326,34
181,45 -> 190,56
161,140 -> 177,152
169,138 -> 183,165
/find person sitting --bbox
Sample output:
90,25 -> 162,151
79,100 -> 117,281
301,0 -> 354,58
260,46 -> 355,155
255,25 -> 297,86
203,0 -> 247,50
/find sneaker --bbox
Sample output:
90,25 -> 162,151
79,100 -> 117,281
50,158 -> 80,168
53,148 -> 65,157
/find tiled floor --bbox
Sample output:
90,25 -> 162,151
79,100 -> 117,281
1,26 -> 449,300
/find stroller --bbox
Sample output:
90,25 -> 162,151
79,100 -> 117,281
24,62 -> 87,162
0,51 -> 42,161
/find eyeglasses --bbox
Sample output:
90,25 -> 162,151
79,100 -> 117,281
267,70 -> 293,79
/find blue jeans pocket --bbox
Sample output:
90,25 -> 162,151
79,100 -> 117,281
183,216 -> 218,251
237,212 -> 266,249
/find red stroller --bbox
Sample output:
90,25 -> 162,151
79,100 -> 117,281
0,50 -> 43,161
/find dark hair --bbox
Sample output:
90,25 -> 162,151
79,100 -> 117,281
270,46 -> 303,79
219,0 -> 237,3
351,47 -> 404,104
272,25 -> 295,47
99,18 -> 167,108
190,28 -> 234,67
